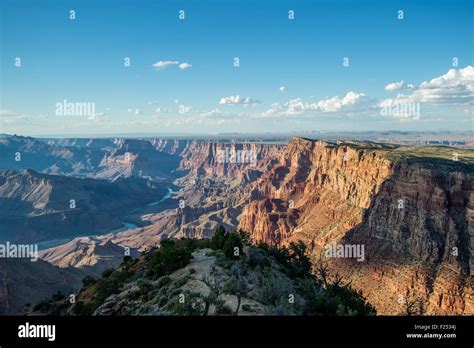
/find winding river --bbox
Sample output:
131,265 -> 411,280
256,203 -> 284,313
37,186 -> 175,251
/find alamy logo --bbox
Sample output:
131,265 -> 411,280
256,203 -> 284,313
18,322 -> 56,341
55,99 -> 96,119
216,147 -> 257,166
325,243 -> 365,262
0,242 -> 38,262
380,100 -> 420,119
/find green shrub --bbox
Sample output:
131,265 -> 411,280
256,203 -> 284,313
166,291 -> 205,315
155,275 -> 171,288
257,241 -> 311,279
71,301 -> 95,315
210,226 -> 227,250
241,304 -> 252,312
101,268 -> 114,278
299,278 -> 376,316
246,247 -> 269,268
81,276 -> 97,287
52,291 -> 65,301
223,232 -> 244,260
287,241 -> 312,278
215,302 -> 233,315
157,295 -> 168,307
145,239 -> 192,279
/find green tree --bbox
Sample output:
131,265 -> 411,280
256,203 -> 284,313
210,226 -> 227,250
223,232 -> 244,260
145,239 -> 192,279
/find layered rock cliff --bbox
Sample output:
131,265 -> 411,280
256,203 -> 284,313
239,138 -> 473,315
179,141 -> 282,181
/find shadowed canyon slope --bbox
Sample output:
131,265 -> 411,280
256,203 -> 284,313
0,169 -> 167,243
0,258 -> 84,314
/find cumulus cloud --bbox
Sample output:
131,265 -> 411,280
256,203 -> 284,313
385,80 -> 405,91
382,66 -> 474,106
415,66 -> 474,104
384,80 -> 416,92
152,61 -> 179,70
178,62 -> 192,70
219,95 -> 261,105
262,91 -> 371,116
152,60 -> 192,70
317,91 -> 369,112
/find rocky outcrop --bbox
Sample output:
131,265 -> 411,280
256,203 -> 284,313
39,237 -> 140,277
150,139 -> 191,155
97,139 -> 182,181
239,138 -> 473,315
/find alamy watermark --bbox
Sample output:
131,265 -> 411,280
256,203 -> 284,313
380,100 -> 420,119
216,147 -> 257,167
0,242 -> 38,262
325,243 -> 365,262
55,99 -> 96,120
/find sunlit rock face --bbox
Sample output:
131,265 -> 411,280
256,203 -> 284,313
239,138 -> 473,315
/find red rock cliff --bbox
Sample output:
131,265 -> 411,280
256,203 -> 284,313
239,137 -> 473,315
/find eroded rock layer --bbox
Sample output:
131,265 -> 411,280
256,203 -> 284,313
239,138 -> 473,315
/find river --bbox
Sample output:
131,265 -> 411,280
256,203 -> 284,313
37,186 -> 175,251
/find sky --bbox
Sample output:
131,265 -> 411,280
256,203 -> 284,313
0,0 -> 473,136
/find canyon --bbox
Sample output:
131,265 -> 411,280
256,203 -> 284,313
0,134 -> 472,315
239,138 -> 473,315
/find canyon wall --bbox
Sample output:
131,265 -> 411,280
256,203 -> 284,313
179,141 -> 283,181
239,138 -> 473,315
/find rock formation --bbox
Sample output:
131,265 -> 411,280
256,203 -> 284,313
239,138 -> 473,315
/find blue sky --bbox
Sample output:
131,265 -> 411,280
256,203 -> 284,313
1,0 -> 473,135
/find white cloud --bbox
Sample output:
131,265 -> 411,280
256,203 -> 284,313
385,80 -> 405,91
382,66 -> 474,106
279,86 -> 287,93
219,95 -> 261,105
178,62 -> 192,70
152,60 -> 192,71
152,61 -> 179,70
262,91 -> 370,116
415,66 -> 474,104
200,108 -> 225,117
385,80 -> 415,92
318,91 -> 369,112
0,110 -> 30,124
